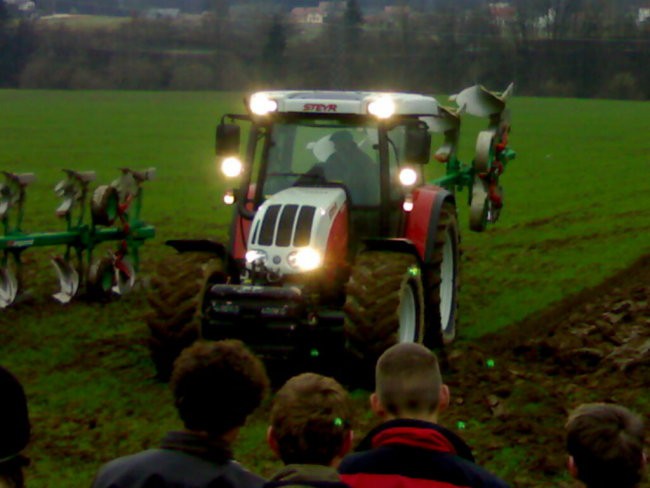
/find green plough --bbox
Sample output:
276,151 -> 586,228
0,168 -> 155,308
428,83 -> 516,232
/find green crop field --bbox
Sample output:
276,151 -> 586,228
0,90 -> 649,487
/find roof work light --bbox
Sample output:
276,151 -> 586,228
368,96 -> 395,119
249,93 -> 278,116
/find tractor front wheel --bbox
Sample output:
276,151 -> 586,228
343,251 -> 425,363
146,252 -> 226,380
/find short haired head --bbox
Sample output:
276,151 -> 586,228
171,340 -> 269,436
269,373 -> 352,466
375,343 -> 443,418
566,403 -> 646,488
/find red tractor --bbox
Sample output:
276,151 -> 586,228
146,86 -> 515,379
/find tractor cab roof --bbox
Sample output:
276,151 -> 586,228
249,90 -> 440,118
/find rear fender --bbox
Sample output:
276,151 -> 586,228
166,239 -> 228,256
165,239 -> 241,281
362,238 -> 422,266
404,185 -> 455,265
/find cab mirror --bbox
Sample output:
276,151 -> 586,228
404,126 -> 431,164
216,124 -> 241,156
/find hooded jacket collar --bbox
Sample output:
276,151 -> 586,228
160,430 -> 233,465
355,418 -> 475,462
270,464 -> 343,483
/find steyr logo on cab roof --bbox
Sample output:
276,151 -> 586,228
303,103 -> 337,112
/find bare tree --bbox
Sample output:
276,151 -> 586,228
262,14 -> 288,85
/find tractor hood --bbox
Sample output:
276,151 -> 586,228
246,186 -> 348,276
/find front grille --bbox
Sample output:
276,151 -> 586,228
258,204 -> 281,245
255,203 -> 315,247
276,204 -> 299,246
294,206 -> 316,246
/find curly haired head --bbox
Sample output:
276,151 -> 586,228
270,373 -> 352,465
171,340 -> 269,436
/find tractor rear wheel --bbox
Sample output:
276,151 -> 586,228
146,252 -> 226,380
343,251 -> 425,362
423,202 -> 460,348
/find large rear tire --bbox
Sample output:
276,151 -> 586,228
423,202 -> 460,348
343,251 -> 425,362
146,252 -> 226,380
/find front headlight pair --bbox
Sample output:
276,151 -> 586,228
245,247 -> 322,271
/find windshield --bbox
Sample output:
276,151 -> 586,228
261,120 -> 381,206
256,118 -> 421,207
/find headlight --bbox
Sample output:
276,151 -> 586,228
403,194 -> 414,212
399,167 -> 418,186
368,96 -> 395,119
249,93 -> 278,115
223,190 -> 235,205
245,249 -> 267,264
287,248 -> 322,271
221,156 -> 243,178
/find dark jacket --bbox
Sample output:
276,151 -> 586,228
264,465 -> 350,488
92,431 -> 265,488
338,419 -> 509,488
0,366 -> 30,461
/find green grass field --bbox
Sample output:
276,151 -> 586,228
0,90 -> 649,487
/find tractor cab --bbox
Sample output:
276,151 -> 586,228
216,91 -> 434,268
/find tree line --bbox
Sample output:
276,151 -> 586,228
1,0 -> 649,99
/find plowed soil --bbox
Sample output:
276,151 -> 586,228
365,254 -> 650,487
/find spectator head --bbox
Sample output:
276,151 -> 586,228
371,343 -> 449,422
171,340 -> 269,437
566,403 -> 646,488
0,366 -> 31,488
268,373 -> 353,467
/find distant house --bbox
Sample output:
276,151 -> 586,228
383,5 -> 410,17
290,7 -> 324,24
534,8 -> 556,37
4,0 -> 36,15
318,1 -> 344,17
290,1 -> 347,24
488,2 -> 516,29
144,8 -> 181,20
365,5 -> 410,26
